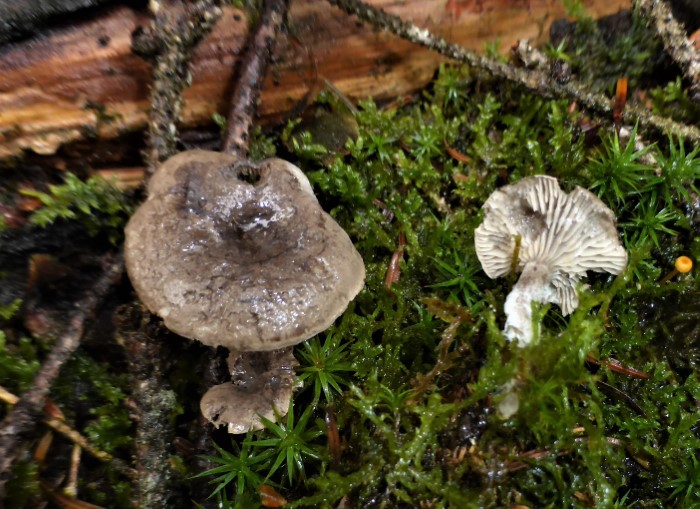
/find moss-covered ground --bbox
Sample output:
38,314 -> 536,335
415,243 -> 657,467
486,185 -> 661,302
1,5 -> 699,508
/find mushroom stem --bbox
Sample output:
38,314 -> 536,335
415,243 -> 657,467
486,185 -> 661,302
200,347 -> 299,434
503,262 -> 555,345
658,256 -> 693,284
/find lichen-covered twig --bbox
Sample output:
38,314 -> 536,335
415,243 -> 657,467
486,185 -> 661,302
222,0 -> 291,157
125,3 -> 225,506
325,0 -> 700,144
634,0 -> 700,101
0,252 -> 124,496
118,308 -> 180,509
133,0 -> 222,173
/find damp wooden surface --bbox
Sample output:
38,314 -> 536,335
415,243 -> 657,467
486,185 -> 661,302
0,0 -> 630,163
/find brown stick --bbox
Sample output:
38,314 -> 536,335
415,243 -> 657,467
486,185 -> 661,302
326,0 -> 700,144
0,251 -> 124,495
223,0 -> 290,157
634,0 -> 700,101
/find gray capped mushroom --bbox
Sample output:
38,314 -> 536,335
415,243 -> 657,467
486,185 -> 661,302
124,149 -> 365,432
474,175 -> 627,345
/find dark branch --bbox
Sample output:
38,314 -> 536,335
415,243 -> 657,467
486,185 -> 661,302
222,0 -> 291,157
135,0 -> 223,173
117,307 -> 180,509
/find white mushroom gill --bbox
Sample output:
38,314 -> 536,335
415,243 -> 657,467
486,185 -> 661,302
475,175 -> 627,346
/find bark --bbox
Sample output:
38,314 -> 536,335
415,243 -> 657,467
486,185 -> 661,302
0,0 -> 630,165
0,0 -> 118,45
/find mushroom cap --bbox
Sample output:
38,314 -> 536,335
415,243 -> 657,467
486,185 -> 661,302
475,175 -> 627,314
124,149 -> 365,351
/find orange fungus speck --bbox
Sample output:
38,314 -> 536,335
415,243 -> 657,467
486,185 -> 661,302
675,256 -> 693,273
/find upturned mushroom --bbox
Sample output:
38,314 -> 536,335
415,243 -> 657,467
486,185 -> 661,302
124,149 -> 365,432
475,175 -> 627,345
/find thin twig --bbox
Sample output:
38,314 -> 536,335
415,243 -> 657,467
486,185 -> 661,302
0,252 -> 125,494
635,0 -> 700,101
65,443 -> 81,498
134,0 -> 222,173
0,385 -> 133,471
325,0 -> 700,144
222,0 -> 291,157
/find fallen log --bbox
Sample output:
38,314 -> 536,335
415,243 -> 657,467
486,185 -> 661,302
0,0 -> 630,165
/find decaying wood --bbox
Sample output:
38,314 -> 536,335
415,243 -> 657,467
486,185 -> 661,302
0,0 -> 113,45
0,0 -> 631,164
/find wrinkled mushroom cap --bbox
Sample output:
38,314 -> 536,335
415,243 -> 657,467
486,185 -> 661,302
124,149 -> 365,351
475,175 -> 627,315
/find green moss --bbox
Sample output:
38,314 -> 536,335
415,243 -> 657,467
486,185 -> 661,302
247,126 -> 277,161
0,298 -> 41,396
198,52 -> 700,507
0,298 -> 22,321
51,354 -> 133,454
651,78 -> 700,125
4,459 -> 41,509
20,173 -> 135,244
0,331 -> 41,394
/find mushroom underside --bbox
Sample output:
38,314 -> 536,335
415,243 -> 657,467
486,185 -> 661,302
200,347 -> 298,434
475,175 -> 627,345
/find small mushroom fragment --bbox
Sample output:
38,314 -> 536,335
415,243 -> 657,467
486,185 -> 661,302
124,149 -> 365,432
475,175 -> 627,345
200,348 -> 298,434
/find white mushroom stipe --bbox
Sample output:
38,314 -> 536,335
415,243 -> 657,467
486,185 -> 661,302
496,379 -> 520,419
475,175 -> 627,346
